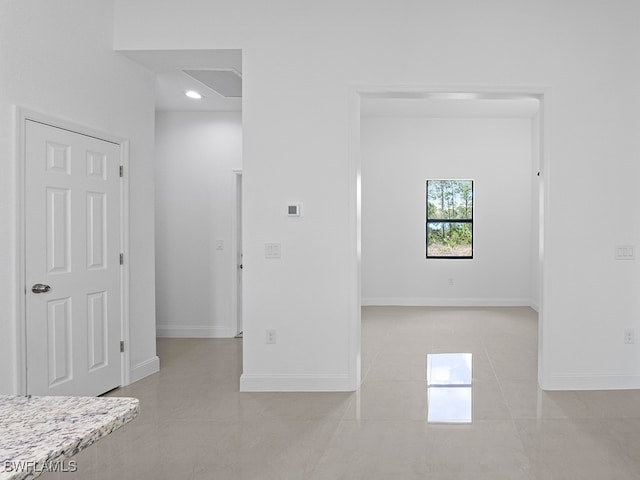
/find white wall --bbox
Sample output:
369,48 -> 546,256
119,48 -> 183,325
361,116 -> 533,306
154,112 -> 242,337
115,0 -> 640,391
0,0 -> 158,394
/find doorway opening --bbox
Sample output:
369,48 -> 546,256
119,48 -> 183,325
120,49 -> 243,343
349,87 -> 550,390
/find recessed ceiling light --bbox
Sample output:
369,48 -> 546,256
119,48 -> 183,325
185,90 -> 203,99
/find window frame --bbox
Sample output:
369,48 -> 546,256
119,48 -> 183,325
426,179 -> 474,260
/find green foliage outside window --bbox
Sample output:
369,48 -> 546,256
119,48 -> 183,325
426,180 -> 473,258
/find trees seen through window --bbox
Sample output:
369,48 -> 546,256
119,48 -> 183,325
426,180 -> 473,258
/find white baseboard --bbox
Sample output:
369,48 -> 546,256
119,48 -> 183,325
129,356 -> 160,384
156,325 -> 233,338
361,297 -> 532,307
240,373 -> 356,392
541,373 -> 640,391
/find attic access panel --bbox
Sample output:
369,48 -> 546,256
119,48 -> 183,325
182,69 -> 242,98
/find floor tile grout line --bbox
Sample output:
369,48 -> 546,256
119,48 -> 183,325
479,324 -> 538,476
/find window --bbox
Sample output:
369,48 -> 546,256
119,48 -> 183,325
426,179 -> 473,259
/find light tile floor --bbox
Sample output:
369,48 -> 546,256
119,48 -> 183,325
51,307 -> 640,479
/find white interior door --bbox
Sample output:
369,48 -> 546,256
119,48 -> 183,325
25,120 -> 122,396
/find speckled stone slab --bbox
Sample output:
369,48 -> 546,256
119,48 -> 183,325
0,395 -> 139,480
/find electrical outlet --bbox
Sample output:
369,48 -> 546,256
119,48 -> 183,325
624,329 -> 635,344
449,278 -> 455,286
266,329 -> 277,344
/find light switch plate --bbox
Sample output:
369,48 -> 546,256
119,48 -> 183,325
615,245 -> 635,260
265,243 -> 281,258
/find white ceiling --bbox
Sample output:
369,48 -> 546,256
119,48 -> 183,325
119,50 -> 539,118
119,49 -> 242,112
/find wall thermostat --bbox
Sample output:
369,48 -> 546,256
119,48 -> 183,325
287,204 -> 300,216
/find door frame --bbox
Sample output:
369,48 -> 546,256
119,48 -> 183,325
347,85 -> 552,390
231,169 -> 243,336
14,107 -> 131,395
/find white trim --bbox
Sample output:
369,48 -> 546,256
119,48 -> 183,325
14,106 -> 27,395
16,109 -> 126,145
362,298 -> 533,307
542,374 -> 640,391
119,140 -> 131,387
537,89 -> 553,389
15,107 -> 131,394
347,88 -> 362,391
354,84 -> 549,99
230,169 -> 243,337
240,373 -> 353,392
156,325 -> 234,338
129,356 -> 160,383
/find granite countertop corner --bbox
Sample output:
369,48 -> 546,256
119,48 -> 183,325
0,395 -> 139,480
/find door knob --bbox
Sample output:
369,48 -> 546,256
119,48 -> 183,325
31,284 -> 51,294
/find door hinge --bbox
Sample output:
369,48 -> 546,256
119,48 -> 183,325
119,165 -> 124,177
120,341 -> 125,353
120,253 -> 124,265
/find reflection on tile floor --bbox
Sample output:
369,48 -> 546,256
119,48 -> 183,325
426,353 -> 472,423
45,307 -> 640,480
